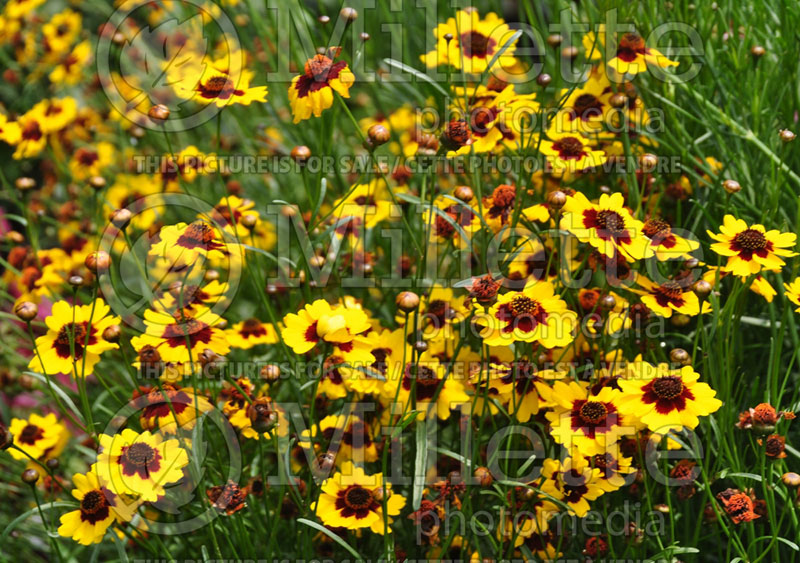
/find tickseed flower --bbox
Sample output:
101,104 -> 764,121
546,381 -> 628,456
57,471 -> 132,545
480,359 -> 563,422
28,298 -> 120,377
629,275 -> 711,318
540,130 -> 607,174
560,192 -> 654,262
420,10 -> 518,74
312,461 -> 406,534
708,215 -> 797,277
606,32 -> 679,75
42,9 -> 82,54
49,40 -> 91,85
8,413 -> 69,463
177,68 -> 268,108
425,196 -> 480,249
150,221 -> 229,264
333,179 -> 395,231
134,384 -> 214,433
475,281 -> 577,348
68,142 -> 114,181
131,306 -> 230,365
224,318 -> 278,349
281,299 -> 371,355
553,74 -> 612,133
641,217 -> 699,261
288,49 -> 355,123
382,351 -> 469,420
618,362 -> 722,433
717,488 -> 760,524
587,452 -> 635,489
540,454 -> 616,517
299,413 -> 379,465
93,429 -> 189,502
784,276 -> 800,312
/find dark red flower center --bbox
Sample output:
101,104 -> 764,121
579,401 -> 608,424
176,222 -> 224,252
570,93 -> 604,121
19,424 -> 44,444
734,229 -> 767,251
652,376 -> 684,400
343,485 -> 373,509
119,442 -> 161,479
460,31 -> 496,58
79,489 -> 114,523
553,136 -> 586,160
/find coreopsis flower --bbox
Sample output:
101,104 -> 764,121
281,299 -> 371,355
630,275 -> 711,318
401,286 -> 471,340
68,142 -> 114,180
382,351 -> 469,420
540,454 -> 615,517
105,173 -> 163,229
641,217 -> 699,261
736,402 -> 794,432
475,359 -> 562,422
560,192 -> 654,262
750,275 -> 776,302
299,413 -> 379,465
312,461 -> 406,534
134,384 -> 214,433
420,10 -> 518,74
708,215 -> 797,277
475,281 -> 577,348
150,221 -> 229,264
607,32 -> 679,75
11,105 -> 48,159
540,131 -> 607,174
208,195 -> 261,237
130,306 -> 230,365
546,381 -> 628,456
28,298 -> 120,377
93,429 -> 189,502
588,452 -> 635,489
8,413 -> 69,462
288,49 -> 355,123
49,40 -> 91,85
156,280 -> 230,315
42,9 -> 82,54
224,318 -> 278,349
618,362 -> 722,433
553,74 -> 612,133
784,277 -> 800,312
425,196 -> 480,249
463,85 -> 540,152
717,488 -> 760,524
57,472 -> 130,545
760,434 -> 787,459
4,0 -> 46,19
177,68 -> 268,108
333,179 -> 395,232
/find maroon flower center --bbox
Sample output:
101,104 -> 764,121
22,120 -> 42,141
19,424 -> 44,444
734,229 -> 767,251
241,318 -> 267,338
80,490 -> 106,514
652,376 -> 684,400
198,76 -> 237,99
343,485 -> 373,509
570,93 -> 604,121
402,364 -> 441,400
54,322 -> 94,359
595,210 -> 626,233
508,295 -> 541,317
643,218 -> 671,238
460,31 -> 495,58
119,442 -> 161,478
553,136 -> 586,160
579,401 -> 608,424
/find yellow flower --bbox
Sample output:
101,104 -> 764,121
131,306 -> 230,365
225,318 -> 278,349
546,381 -> 629,456
540,454 -> 615,517
560,192 -> 654,262
135,384 -> 214,434
8,413 -> 69,462
58,471 -> 134,545
281,299 -> 371,355
629,275 -> 711,318
312,461 -> 406,534
784,276 -> 800,312
28,298 -> 120,377
49,40 -> 91,85
93,429 -> 189,502
42,9 -> 82,55
421,10 -> 518,74
68,141 -> 115,181
618,362 -> 722,433
607,32 -> 679,75
475,280 -> 577,348
288,52 -> 354,123
708,214 -> 797,277
540,130 -> 607,174
175,68 -> 268,108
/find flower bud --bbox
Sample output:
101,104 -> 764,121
88,176 -> 106,190
536,73 -> 552,87
547,190 -> 567,209
669,348 -> 691,366
111,208 -> 133,229
15,177 -> 36,191
722,179 -> 741,194
103,325 -> 122,343
750,45 -> 765,57
85,251 -> 111,273
14,301 -> 38,322
291,145 -> 311,163
340,7 -> 358,22
474,466 -> 493,487
782,472 -> 800,488
693,279 -> 712,298
454,185 -> 474,202
396,291 -> 420,312
367,124 -> 390,147
0,423 -> 11,450
247,398 -> 279,434
148,104 -> 170,122
546,34 -> 563,47
780,129 -> 796,143
21,468 -> 40,484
